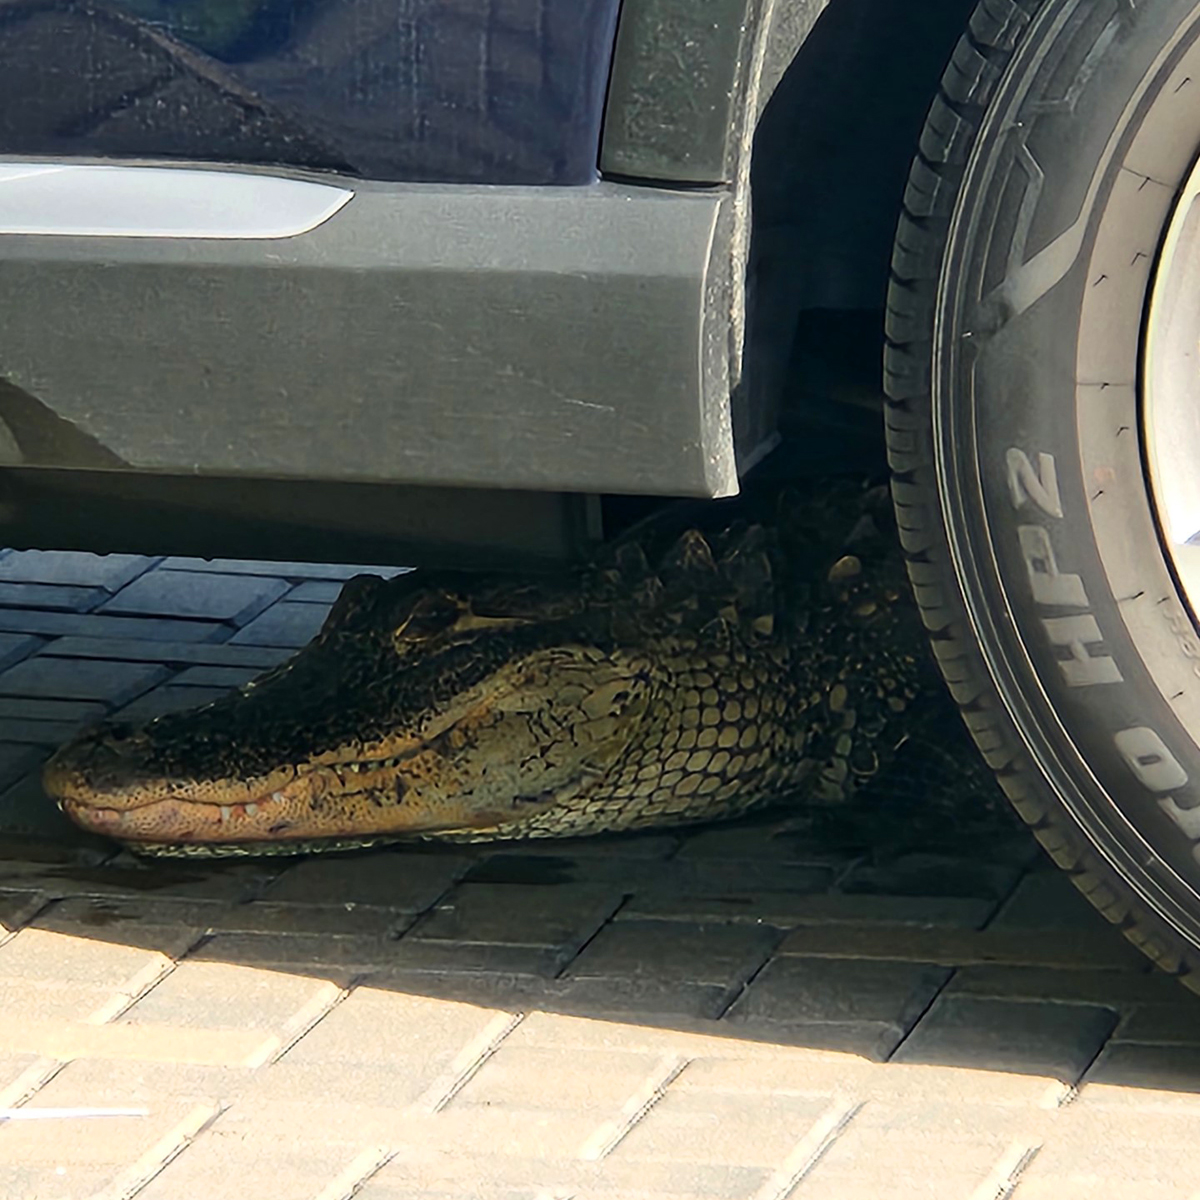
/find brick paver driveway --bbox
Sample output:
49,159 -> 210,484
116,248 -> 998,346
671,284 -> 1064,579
0,550 -> 1199,1199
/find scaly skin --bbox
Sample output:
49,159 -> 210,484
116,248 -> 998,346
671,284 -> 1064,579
43,479 -> 945,857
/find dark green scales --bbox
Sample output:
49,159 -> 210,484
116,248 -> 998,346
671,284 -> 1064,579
44,479 -> 987,856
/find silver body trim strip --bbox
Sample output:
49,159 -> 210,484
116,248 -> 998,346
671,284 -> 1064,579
0,164 -> 353,239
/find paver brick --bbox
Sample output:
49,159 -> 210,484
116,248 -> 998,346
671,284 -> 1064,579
545,976 -> 735,1021
191,930 -> 419,973
839,852 -> 1026,899
20,1055 -> 250,1109
607,1085 -> 833,1167
0,888 -> 44,933
0,744 -> 47,790
0,718 -> 92,745
116,684 -> 237,722
279,987 -> 512,1076
892,995 -> 1118,1081
946,964 -> 1185,1006
121,960 -> 341,1034
0,926 -> 180,989
0,656 -> 168,703
162,557 -> 410,580
0,855 -> 268,903
0,1165 -> 116,1200
411,881 -> 622,950
621,890 -> 996,928
0,697 -> 107,725
0,551 -> 154,591
169,664 -> 259,688
0,978 -> 131,1022
469,853 -> 833,893
1112,1002 -> 1200,1044
725,956 -> 950,1031
565,919 -> 779,991
286,580 -> 345,603
39,636 -> 289,669
0,632 -> 42,672
0,582 -> 107,611
990,868 -> 1114,931
1,1096 -> 196,1166
454,1044 -> 670,1112
776,923 -> 1146,969
100,570 -> 289,624
1082,1042 -> 1200,1095
229,599 -> 331,647
264,848 -> 474,912
0,608 -> 227,641
134,1134 -> 367,1200
183,898 -> 401,937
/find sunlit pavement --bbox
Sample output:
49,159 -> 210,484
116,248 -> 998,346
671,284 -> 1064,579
0,550 -> 1199,1199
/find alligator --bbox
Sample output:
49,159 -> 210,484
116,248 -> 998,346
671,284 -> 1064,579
42,478 -> 997,857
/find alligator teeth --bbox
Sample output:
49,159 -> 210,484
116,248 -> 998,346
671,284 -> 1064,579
271,792 -> 285,803
348,763 -> 362,773
245,803 -> 258,816
219,806 -> 232,824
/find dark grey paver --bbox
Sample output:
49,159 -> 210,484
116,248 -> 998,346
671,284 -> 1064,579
776,923 -> 1145,970
548,976 -> 735,1020
0,745 -> 47,791
0,610 -> 228,642
116,685 -> 234,723
725,956 -> 950,1028
892,995 -> 1118,1079
100,570 -> 290,625
162,557 -> 411,580
1085,1042 -> 1200,1091
0,658 -> 169,703
466,853 -> 832,893
621,891 -> 996,928
229,602 -> 330,648
169,666 -> 259,689
190,931 -> 408,974
263,849 -> 474,913
673,822 -> 853,866
0,720 -> 87,746
989,870 -> 1110,931
565,919 -> 779,989
45,895 -> 403,939
839,853 -> 1029,900
0,890 -> 45,931
0,633 -> 43,673
0,698 -> 107,725
409,882 -> 622,951
285,581 -> 344,604
481,831 -> 680,860
0,551 -> 155,592
0,583 -> 107,612
38,637 -> 289,669
946,964 -> 1184,1005
1112,1002 -> 1200,1044
384,939 -> 566,976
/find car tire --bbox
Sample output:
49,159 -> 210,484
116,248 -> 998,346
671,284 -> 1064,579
886,0 -> 1200,988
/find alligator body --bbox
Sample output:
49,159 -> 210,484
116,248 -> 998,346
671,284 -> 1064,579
43,479 -> 963,857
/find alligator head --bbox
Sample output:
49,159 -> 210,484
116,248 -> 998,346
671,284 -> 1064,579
43,567 -> 665,853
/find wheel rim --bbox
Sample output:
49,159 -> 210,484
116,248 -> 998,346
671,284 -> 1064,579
1145,154 -> 1200,617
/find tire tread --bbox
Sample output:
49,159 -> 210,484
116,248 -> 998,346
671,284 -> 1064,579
884,0 -> 1200,993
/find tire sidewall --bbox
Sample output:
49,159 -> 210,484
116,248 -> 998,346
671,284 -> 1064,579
938,0 -> 1200,935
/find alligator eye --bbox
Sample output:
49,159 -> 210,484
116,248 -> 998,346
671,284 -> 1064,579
394,592 -> 463,642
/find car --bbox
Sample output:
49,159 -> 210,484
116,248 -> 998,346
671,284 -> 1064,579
8,0 -> 1200,989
